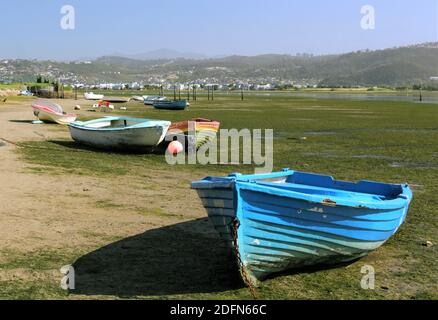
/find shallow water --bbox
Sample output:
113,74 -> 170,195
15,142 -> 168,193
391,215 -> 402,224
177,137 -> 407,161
351,155 -> 395,160
302,151 -> 339,158
212,91 -> 438,103
390,161 -> 438,169
300,152 -> 437,168
305,131 -> 338,136
303,128 -> 438,135
289,93 -> 438,103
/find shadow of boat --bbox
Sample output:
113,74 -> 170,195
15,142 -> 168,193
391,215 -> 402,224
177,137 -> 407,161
48,139 -> 166,155
9,120 -> 39,124
72,218 -> 243,297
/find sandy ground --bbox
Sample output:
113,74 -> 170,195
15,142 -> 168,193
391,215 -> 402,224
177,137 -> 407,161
0,99 -> 205,259
0,99 -> 236,299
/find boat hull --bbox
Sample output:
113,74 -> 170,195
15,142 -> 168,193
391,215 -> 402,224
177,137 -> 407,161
131,96 -> 144,102
153,100 -> 188,110
102,98 -> 130,103
32,106 -> 77,125
192,170 -> 412,286
84,93 -> 104,100
167,119 -> 220,149
69,118 -> 170,150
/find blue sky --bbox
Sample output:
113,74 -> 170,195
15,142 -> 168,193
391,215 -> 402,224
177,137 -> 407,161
0,0 -> 436,60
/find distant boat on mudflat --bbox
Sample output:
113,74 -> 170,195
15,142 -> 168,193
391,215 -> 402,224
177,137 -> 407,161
143,96 -> 167,105
69,116 -> 171,151
84,92 -> 104,100
31,100 -> 77,125
192,169 -> 412,286
131,96 -> 144,102
153,100 -> 188,110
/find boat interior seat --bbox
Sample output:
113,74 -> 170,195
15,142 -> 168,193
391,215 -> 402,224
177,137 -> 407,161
250,172 -> 403,201
109,120 -> 131,128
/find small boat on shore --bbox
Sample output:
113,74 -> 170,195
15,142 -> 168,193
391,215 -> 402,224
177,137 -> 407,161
31,100 -> 77,125
154,99 -> 188,110
167,118 -> 220,149
131,96 -> 145,102
191,169 -> 412,286
69,116 -> 171,150
143,96 -> 167,105
84,92 -> 104,100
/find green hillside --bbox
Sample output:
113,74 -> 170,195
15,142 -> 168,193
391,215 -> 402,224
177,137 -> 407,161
1,43 -> 437,87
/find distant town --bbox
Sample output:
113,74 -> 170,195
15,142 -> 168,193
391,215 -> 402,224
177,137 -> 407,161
0,59 -> 316,92
1,43 -> 438,91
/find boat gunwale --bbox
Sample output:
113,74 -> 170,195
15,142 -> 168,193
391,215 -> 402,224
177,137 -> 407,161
191,169 -> 412,211
169,119 -> 221,132
69,117 -> 171,132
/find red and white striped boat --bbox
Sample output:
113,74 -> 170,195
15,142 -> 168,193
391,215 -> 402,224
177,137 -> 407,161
167,118 -> 221,149
31,100 -> 77,125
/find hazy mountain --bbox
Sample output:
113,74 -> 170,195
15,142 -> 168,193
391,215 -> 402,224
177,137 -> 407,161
112,49 -> 208,61
2,43 -> 438,87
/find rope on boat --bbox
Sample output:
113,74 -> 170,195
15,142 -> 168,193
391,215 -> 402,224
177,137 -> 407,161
232,219 -> 259,299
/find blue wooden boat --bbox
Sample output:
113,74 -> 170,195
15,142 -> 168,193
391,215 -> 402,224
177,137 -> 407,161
153,100 -> 188,110
191,169 -> 412,286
